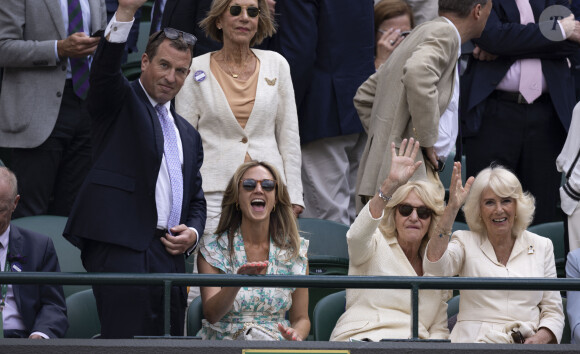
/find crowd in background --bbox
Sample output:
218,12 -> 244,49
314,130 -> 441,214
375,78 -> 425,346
1,0 -> 580,344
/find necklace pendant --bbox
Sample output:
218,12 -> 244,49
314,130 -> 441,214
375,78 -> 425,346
232,74 -> 239,78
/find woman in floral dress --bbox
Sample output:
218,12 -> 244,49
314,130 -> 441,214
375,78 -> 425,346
197,161 -> 309,340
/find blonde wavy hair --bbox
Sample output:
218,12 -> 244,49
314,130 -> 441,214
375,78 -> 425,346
378,181 -> 445,247
463,165 -> 535,238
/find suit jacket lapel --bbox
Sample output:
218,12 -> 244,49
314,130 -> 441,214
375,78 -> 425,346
7,226 -> 24,309
45,0 -> 67,39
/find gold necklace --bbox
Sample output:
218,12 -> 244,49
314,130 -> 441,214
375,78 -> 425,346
222,51 -> 254,79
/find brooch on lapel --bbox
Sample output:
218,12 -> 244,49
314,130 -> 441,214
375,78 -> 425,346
528,245 -> 534,254
194,70 -> 206,82
265,77 -> 277,86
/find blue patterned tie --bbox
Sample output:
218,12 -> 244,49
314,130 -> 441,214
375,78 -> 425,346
67,0 -> 90,99
155,104 -> 183,231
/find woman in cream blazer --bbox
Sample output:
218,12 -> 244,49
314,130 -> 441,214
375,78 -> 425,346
330,139 -> 471,341
175,0 -> 303,237
425,166 -> 564,344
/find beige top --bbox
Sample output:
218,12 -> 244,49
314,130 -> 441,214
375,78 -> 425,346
175,49 -> 304,207
211,55 -> 260,162
210,54 -> 260,130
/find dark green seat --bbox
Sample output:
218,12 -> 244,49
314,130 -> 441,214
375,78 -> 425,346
312,290 -> 346,341
186,295 -> 204,336
528,221 -> 565,277
297,218 -> 349,339
452,221 -> 469,233
65,289 -> 100,338
11,215 -> 89,297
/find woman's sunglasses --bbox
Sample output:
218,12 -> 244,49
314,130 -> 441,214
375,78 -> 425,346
241,179 -> 276,192
229,5 -> 260,18
397,204 -> 433,220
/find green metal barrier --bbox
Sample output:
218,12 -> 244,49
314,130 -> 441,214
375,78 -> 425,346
2,273 -> 579,339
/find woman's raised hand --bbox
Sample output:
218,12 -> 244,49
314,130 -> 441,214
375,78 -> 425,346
447,161 -> 474,210
386,138 -> 422,187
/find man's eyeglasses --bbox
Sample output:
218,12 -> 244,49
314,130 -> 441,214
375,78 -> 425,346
152,27 -> 197,46
397,204 -> 433,220
229,5 -> 260,18
241,179 -> 276,192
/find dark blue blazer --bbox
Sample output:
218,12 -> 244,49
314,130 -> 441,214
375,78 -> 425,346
8,224 -> 68,338
273,0 -> 375,144
64,38 -> 206,253
461,0 -> 579,136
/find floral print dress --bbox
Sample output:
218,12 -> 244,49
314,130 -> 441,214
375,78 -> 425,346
198,230 -> 309,340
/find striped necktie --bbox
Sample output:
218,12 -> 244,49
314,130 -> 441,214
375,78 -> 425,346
67,0 -> 90,100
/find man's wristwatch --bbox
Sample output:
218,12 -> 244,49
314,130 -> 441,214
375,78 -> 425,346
377,188 -> 392,203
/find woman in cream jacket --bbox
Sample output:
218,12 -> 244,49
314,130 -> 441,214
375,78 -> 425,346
425,166 -> 564,344
330,138 -> 472,341
175,0 -> 303,238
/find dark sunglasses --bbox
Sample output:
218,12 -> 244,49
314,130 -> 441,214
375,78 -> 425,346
229,5 -> 260,18
152,27 -> 197,46
241,178 -> 276,192
397,204 -> 433,220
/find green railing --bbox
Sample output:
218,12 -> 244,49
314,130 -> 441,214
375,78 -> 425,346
2,273 -> 580,339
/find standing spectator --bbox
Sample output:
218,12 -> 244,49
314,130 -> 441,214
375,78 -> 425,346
461,0 -> 580,225
566,247 -> 580,343
355,0 -> 492,212
375,0 -> 439,25
0,1 -> 106,218
176,0 -> 303,235
161,0 -> 276,58
374,0 -> 415,70
274,0 -> 375,225
0,167 -> 68,338
64,0 -> 206,338
150,0 -> 167,35
557,102 -> 580,251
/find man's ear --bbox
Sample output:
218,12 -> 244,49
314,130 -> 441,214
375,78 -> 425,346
474,3 -> 482,19
141,53 -> 150,72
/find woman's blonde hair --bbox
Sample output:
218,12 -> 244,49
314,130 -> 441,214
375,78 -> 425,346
378,181 -> 445,248
199,0 -> 277,47
463,165 -> 535,238
215,161 -> 300,260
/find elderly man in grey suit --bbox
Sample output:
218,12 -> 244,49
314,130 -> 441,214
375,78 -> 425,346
0,0 -> 106,218
355,0 -> 491,211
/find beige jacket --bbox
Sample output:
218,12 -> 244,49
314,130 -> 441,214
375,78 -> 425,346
175,49 -> 303,207
354,17 -> 459,210
424,230 -> 565,343
330,203 -> 449,341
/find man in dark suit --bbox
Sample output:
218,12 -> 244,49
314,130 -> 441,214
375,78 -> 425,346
461,0 -> 580,224
0,167 -> 68,338
273,0 -> 375,225
64,0 -> 206,339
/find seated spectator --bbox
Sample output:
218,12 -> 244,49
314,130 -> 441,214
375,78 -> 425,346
425,165 -> 565,343
197,161 -> 309,340
566,248 -> 580,343
330,138 -> 472,341
374,0 -> 414,70
0,167 -> 68,338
